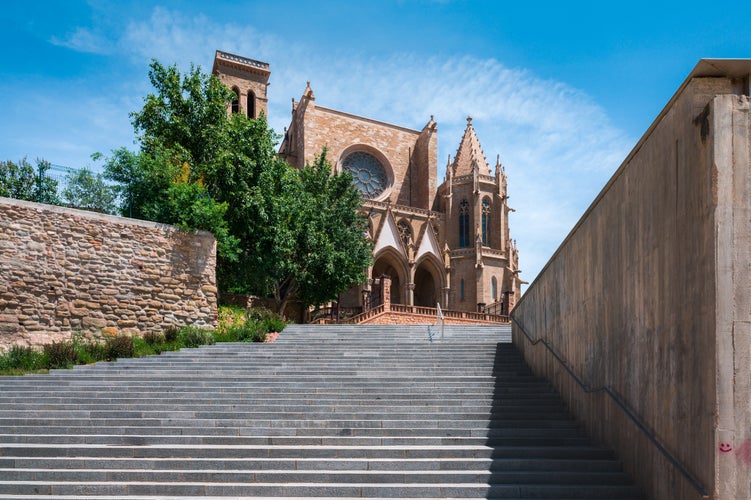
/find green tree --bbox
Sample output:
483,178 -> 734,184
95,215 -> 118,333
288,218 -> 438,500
233,150 -> 372,314
104,60 -> 371,314
61,166 -> 117,214
102,61 -> 239,261
0,158 -> 59,204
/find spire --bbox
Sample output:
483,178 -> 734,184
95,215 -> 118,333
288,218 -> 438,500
451,116 -> 490,177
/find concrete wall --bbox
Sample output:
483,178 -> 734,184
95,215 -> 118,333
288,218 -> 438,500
512,62 -> 751,500
0,197 -> 218,350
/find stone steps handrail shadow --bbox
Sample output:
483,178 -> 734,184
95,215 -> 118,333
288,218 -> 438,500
510,313 -> 709,498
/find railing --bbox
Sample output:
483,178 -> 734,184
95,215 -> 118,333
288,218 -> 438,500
362,200 -> 444,220
482,300 -> 508,316
336,304 -> 385,324
428,302 -> 444,342
346,303 -> 508,324
510,314 -> 709,499
310,306 -> 363,323
218,51 -> 269,70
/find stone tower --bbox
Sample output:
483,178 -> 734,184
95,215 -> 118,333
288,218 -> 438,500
212,50 -> 270,119
437,117 -> 521,313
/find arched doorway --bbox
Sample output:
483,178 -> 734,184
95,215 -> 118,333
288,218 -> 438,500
372,250 -> 407,305
413,257 -> 443,308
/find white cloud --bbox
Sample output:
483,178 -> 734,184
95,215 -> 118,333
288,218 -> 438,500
50,27 -> 114,55
41,7 -> 636,286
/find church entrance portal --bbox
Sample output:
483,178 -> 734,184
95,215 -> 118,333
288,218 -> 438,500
372,256 -> 403,305
414,261 -> 439,308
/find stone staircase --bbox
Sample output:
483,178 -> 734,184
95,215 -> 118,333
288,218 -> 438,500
0,324 -> 642,498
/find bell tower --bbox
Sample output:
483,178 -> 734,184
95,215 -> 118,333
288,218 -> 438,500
438,117 -> 522,313
212,50 -> 270,119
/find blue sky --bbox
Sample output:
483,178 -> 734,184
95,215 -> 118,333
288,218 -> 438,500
2,1 -> 749,285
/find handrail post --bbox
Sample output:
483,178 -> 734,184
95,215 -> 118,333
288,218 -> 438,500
436,303 -> 444,341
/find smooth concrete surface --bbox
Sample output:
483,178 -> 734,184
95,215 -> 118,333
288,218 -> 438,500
512,60 -> 751,499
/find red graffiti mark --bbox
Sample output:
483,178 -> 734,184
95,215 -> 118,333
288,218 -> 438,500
736,439 -> 751,464
719,442 -> 733,453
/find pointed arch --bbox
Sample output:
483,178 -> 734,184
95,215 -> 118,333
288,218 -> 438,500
247,91 -> 256,118
481,197 -> 491,246
230,86 -> 240,114
372,247 -> 409,305
414,254 -> 445,308
373,212 -> 407,259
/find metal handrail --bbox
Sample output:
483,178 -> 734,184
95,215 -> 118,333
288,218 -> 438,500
510,314 -> 708,498
435,303 -> 444,341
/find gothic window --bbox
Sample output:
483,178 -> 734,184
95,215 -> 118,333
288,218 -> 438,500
342,151 -> 388,199
397,220 -> 412,247
491,277 -> 497,301
231,87 -> 240,114
460,279 -> 465,301
459,199 -> 470,248
247,91 -> 256,118
481,198 -> 491,246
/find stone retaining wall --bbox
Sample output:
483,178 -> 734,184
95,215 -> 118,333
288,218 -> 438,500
0,197 -> 217,350
511,62 -> 751,499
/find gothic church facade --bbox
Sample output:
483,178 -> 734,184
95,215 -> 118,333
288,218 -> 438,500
213,50 -> 522,314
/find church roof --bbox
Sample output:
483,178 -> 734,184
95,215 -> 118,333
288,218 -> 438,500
452,117 -> 490,177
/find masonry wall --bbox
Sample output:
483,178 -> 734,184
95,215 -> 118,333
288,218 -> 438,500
303,106 -> 425,205
0,198 -> 218,350
512,76 -> 751,499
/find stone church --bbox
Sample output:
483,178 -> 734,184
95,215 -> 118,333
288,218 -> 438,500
212,50 -> 522,314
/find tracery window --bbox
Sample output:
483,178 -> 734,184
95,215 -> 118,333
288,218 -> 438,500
397,220 -> 412,247
342,151 -> 388,199
481,198 -> 491,246
459,199 -> 470,248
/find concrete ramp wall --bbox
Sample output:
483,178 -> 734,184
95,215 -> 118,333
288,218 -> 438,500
511,61 -> 751,499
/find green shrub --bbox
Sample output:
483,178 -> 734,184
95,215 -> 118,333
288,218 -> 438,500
218,305 -> 246,328
179,327 -> 215,348
106,335 -> 134,360
220,323 -> 265,342
246,307 -> 276,323
69,337 -> 109,365
263,317 -> 286,333
143,331 -> 165,345
163,325 -> 180,343
43,341 -> 77,369
0,345 -> 46,372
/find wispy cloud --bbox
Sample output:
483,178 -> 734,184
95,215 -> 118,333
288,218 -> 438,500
50,27 -> 114,54
41,7 -> 635,284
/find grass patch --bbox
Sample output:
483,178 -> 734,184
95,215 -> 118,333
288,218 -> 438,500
0,306 -> 287,376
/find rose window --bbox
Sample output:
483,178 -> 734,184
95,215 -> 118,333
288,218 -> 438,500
341,151 -> 388,199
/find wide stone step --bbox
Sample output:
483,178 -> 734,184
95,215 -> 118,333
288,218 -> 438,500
0,434 -> 591,447
0,425 -> 582,439
0,324 -> 641,498
0,481 -> 643,498
0,467 -> 633,483
0,456 -> 625,472
0,443 -> 617,460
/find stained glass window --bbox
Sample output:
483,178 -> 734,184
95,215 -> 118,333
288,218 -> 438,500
342,151 -> 388,199
459,199 -> 470,248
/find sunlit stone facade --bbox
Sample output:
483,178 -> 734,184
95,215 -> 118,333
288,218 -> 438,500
213,50 -> 522,314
